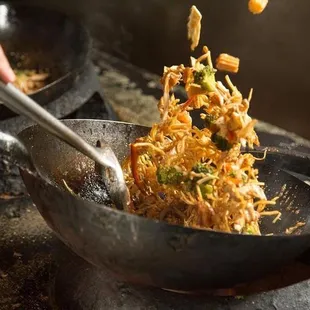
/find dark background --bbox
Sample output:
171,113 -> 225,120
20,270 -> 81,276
5,0 -> 310,139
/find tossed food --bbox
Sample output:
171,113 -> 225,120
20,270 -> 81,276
248,0 -> 269,14
122,5 -> 279,235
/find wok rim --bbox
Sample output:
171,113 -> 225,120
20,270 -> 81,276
18,118 -> 310,240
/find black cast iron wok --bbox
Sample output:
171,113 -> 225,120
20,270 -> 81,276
2,119 -> 310,291
0,3 -> 91,120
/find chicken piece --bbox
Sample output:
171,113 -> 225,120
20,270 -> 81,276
248,0 -> 269,15
216,54 -> 240,74
187,6 -> 202,51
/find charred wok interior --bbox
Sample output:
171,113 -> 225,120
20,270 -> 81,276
30,126 -> 310,237
18,120 -> 310,238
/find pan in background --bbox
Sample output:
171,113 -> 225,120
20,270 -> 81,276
0,3 -> 91,119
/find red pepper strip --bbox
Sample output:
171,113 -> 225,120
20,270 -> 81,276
180,95 -> 197,111
130,144 -> 145,192
227,130 -> 236,143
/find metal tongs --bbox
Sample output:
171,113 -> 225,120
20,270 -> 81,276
0,81 -> 130,210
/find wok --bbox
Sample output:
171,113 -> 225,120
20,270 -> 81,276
0,3 -> 91,119
1,119 -> 310,291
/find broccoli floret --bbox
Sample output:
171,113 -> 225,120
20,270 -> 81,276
199,184 -> 213,199
185,164 -> 214,197
211,133 -> 232,151
193,65 -> 216,92
156,166 -> 183,185
228,171 -> 237,178
204,113 -> 216,128
245,226 -> 254,235
184,178 -> 195,192
192,162 -> 213,174
184,179 -> 213,198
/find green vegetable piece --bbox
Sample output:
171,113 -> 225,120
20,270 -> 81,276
229,171 -> 237,178
199,184 -> 213,199
241,174 -> 247,182
192,162 -> 213,174
195,165 -> 209,174
193,65 -> 216,92
184,178 -> 194,192
211,133 -> 232,151
204,113 -> 216,128
245,225 -> 254,235
156,166 -> 183,185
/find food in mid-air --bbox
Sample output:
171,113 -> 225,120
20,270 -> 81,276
122,5 -> 279,235
248,0 -> 269,15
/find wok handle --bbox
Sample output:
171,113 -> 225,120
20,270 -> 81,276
0,131 -> 37,174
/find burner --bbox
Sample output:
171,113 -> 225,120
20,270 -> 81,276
1,197 -> 310,310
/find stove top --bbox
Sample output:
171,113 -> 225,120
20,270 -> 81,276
0,62 -> 116,136
1,196 -> 310,310
1,49 -> 310,309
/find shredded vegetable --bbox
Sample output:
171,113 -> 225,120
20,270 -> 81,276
187,5 -> 202,51
13,69 -> 49,94
122,6 -> 280,235
285,222 -> 306,235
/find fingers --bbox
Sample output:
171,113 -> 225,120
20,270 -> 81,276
0,45 -> 15,83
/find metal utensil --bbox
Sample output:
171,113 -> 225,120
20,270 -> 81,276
0,81 -> 130,210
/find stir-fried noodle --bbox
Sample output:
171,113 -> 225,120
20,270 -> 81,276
13,69 -> 49,94
122,5 -> 279,235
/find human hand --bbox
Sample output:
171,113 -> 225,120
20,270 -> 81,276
0,45 -> 15,83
